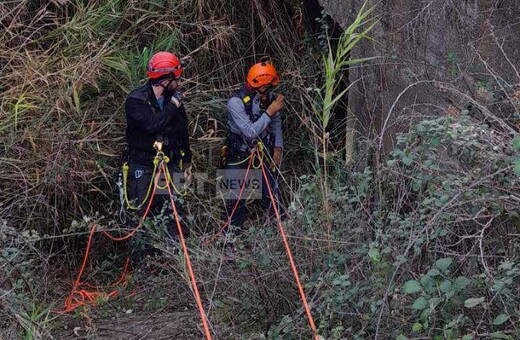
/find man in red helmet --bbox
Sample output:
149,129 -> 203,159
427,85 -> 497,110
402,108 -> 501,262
223,61 -> 285,234
124,51 -> 192,247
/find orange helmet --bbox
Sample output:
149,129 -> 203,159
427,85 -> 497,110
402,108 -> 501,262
246,62 -> 280,88
146,51 -> 183,79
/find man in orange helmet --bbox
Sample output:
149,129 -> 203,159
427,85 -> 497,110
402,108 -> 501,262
124,51 -> 192,247
224,61 -> 285,233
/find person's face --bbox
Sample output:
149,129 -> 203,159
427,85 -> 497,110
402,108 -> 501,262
256,83 -> 275,95
256,85 -> 275,104
257,85 -> 268,94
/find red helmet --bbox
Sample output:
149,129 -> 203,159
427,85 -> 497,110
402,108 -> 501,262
146,52 -> 183,79
246,61 -> 280,88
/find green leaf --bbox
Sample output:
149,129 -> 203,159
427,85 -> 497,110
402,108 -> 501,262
513,136 -> 520,151
396,335 -> 408,340
490,332 -> 512,339
429,297 -> 441,309
368,245 -> 381,263
402,156 -> 414,166
421,275 -> 436,294
238,259 -> 250,270
435,257 -> 453,272
412,322 -> 423,333
464,297 -> 485,308
454,276 -> 471,292
499,261 -> 513,271
419,308 -> 431,321
412,297 -> 428,310
439,279 -> 452,293
493,314 -> 509,325
435,194 -> 450,207
427,268 -> 441,277
514,158 -> 520,177
403,280 -> 422,294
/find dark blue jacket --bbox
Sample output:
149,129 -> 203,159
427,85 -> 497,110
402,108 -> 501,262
125,82 -> 191,167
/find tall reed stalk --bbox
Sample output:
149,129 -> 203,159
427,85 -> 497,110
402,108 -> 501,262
312,1 -> 376,243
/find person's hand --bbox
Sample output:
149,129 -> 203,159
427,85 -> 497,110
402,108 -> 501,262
266,94 -> 284,117
273,147 -> 283,166
183,165 -> 192,187
170,90 -> 184,108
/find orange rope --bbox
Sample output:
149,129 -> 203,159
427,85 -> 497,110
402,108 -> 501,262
60,156 -> 209,332
204,153 -> 255,244
58,162 -> 165,313
58,224 -> 132,313
162,163 -> 212,340
59,149 -> 313,339
257,150 -> 319,339
102,163 -> 163,241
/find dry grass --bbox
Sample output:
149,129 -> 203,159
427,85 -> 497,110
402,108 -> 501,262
0,0 -> 322,338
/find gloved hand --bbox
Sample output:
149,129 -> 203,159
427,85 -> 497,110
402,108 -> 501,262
273,147 -> 283,167
266,94 -> 284,117
170,90 -> 184,108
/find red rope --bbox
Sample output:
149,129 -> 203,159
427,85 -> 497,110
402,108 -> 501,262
257,150 -> 319,339
204,153 -> 255,244
59,159 -> 213,339
162,163 -> 212,340
58,224 -> 132,313
58,162 -> 164,313
102,164 -> 163,241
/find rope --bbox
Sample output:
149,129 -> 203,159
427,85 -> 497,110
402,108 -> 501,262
162,162 -> 212,340
256,149 -> 319,339
165,166 -> 188,196
59,161 -> 164,313
102,160 -> 164,241
58,140 -> 314,339
58,224 -> 131,314
122,161 -> 158,210
203,153 -> 255,244
227,153 -> 252,166
59,153 -> 212,340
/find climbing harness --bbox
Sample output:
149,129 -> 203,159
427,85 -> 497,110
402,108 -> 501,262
119,146 -> 187,213
204,141 -> 267,244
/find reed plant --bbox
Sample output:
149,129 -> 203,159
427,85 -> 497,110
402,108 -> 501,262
308,1 -> 376,242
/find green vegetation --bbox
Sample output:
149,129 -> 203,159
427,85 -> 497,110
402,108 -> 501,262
1,1 -> 519,339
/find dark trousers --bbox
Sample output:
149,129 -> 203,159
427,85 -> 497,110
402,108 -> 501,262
224,157 -> 284,233
127,162 -> 188,258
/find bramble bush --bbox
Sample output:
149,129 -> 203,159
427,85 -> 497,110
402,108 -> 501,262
270,114 -> 519,339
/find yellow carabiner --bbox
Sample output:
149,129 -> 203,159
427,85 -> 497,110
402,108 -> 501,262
153,140 -> 163,152
257,141 -> 264,154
